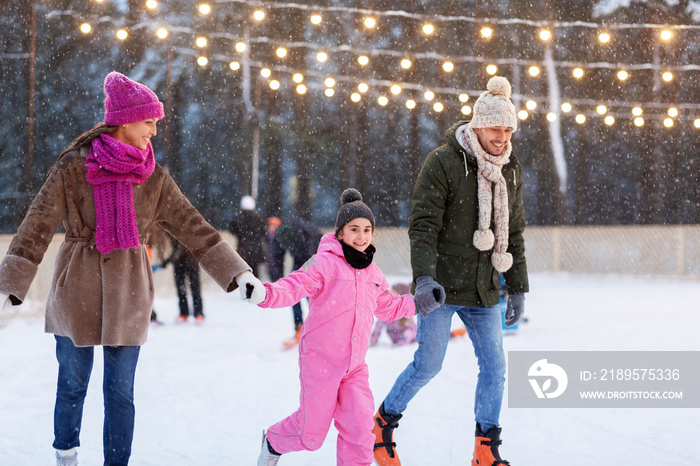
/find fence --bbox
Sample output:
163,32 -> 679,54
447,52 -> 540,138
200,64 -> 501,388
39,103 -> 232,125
2,225 -> 699,318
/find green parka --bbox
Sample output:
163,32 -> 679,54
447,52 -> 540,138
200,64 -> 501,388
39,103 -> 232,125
409,120 -> 529,307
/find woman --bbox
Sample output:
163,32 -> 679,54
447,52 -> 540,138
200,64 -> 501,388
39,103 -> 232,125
0,71 -> 265,466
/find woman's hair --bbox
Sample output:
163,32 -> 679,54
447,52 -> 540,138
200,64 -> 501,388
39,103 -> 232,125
49,122 -> 117,176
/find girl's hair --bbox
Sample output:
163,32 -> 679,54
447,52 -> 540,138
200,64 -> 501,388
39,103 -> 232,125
49,122 -> 117,176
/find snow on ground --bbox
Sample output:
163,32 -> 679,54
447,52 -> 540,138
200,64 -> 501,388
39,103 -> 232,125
1,273 -> 699,465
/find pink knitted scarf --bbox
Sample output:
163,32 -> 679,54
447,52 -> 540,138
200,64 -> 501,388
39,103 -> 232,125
86,133 -> 155,254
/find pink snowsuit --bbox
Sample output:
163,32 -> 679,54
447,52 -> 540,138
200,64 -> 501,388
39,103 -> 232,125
259,233 -> 415,465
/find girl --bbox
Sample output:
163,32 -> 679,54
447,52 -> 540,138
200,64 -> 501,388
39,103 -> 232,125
0,71 -> 264,466
254,188 -> 416,466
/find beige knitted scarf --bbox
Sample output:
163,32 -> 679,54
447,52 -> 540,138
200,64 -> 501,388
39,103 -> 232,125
457,123 -> 513,273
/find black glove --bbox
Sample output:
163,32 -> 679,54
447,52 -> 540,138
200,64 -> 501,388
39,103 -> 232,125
505,293 -> 525,327
413,276 -> 446,318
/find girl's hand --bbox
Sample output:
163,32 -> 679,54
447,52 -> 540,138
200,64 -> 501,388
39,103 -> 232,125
236,271 -> 266,305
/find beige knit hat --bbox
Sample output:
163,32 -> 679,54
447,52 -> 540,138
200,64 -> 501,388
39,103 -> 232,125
469,76 -> 517,131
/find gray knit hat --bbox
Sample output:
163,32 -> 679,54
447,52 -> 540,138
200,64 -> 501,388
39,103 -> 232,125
335,188 -> 375,234
470,76 -> 518,131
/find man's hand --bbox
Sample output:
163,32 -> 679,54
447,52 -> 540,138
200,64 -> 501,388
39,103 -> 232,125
413,276 -> 446,317
504,293 -> 525,327
236,272 -> 266,305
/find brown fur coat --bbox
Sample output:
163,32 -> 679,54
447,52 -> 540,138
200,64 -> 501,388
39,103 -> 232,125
0,146 -> 250,346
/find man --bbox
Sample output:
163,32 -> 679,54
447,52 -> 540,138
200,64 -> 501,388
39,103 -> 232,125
372,76 -> 529,466
228,195 -> 267,277
275,217 -> 323,348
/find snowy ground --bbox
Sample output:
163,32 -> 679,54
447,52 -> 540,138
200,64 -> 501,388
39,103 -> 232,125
1,273 -> 699,465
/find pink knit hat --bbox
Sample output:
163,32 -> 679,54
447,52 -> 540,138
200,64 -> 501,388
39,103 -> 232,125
103,71 -> 164,126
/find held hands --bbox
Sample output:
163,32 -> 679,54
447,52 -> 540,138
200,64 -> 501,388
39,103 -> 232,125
236,271 -> 266,305
413,276 -> 446,317
505,293 -> 525,327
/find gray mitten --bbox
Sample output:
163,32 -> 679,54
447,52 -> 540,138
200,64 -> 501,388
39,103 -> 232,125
504,293 -> 525,327
414,276 -> 446,318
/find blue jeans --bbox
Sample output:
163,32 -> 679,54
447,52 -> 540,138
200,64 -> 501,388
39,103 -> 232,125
383,303 -> 505,430
53,335 -> 140,466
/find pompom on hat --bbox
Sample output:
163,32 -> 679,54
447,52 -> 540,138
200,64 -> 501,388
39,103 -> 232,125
103,71 -> 164,126
469,76 -> 517,131
335,188 -> 375,234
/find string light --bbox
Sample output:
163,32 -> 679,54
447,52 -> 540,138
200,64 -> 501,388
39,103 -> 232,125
296,84 -> 307,94
292,73 -> 304,83
364,17 -> 376,28
526,100 -> 537,110
443,61 -> 454,72
459,94 -> 469,102
561,102 -> 572,112
196,37 -> 207,48
604,115 -> 615,125
325,88 -> 334,97
146,0 -> 157,10
539,29 -> 552,41
598,32 -> 610,43
668,107 -> 679,117
276,47 -> 287,58
270,80 -> 280,90
597,105 -> 607,114
60,1 -> 699,128
406,99 -> 416,109
634,117 -> 644,127
378,96 -> 388,106
358,55 -> 369,66
462,105 -> 472,115
547,112 -> 557,122
253,10 -> 265,21
632,107 -> 643,116
229,61 -> 240,70
358,83 -> 369,93
325,77 -> 336,87
572,68 -> 584,79
310,14 -> 322,25
662,71 -> 673,82
235,42 -> 246,52
518,110 -> 528,120
694,119 -> 700,128
423,24 -> 435,35
198,4 -> 211,15
433,102 -> 444,112
617,70 -> 629,80
316,51 -> 328,62
576,114 -> 586,124
480,27 -> 493,38
351,93 -> 361,102
260,68 -> 271,78
664,118 -> 674,127
156,27 -> 168,39
80,23 -> 92,34
390,84 -> 402,95
528,66 -> 540,77
197,56 -> 208,66
486,64 -> 497,75
116,29 -> 128,40
401,59 -> 412,69
424,90 -> 435,101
